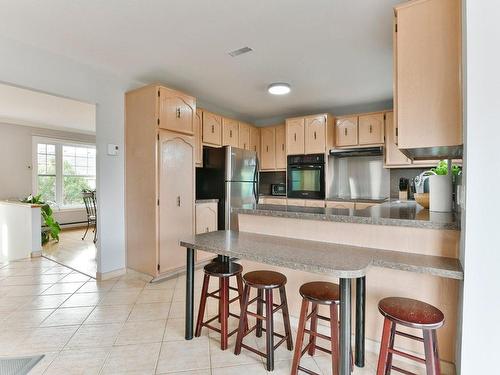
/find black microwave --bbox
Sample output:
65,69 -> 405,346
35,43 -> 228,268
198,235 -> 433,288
271,184 -> 286,196
287,154 -> 325,199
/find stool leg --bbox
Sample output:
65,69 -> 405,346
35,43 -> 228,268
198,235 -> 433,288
265,288 -> 274,371
256,289 -> 263,337
376,318 -> 394,375
291,298 -> 309,375
330,303 -> 340,375
195,273 -> 210,337
220,277 -> 230,350
279,286 -> 294,350
218,278 -> 223,323
234,284 -> 250,355
423,329 -> 441,375
308,302 -> 318,356
385,320 -> 396,375
236,273 -> 248,331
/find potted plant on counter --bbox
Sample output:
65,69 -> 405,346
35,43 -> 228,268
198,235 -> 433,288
22,194 -> 61,245
428,161 -> 462,212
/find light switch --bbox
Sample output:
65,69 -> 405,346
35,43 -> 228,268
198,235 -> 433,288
107,144 -> 119,156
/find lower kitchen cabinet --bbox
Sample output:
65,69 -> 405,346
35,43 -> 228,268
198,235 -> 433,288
305,200 -> 325,208
195,201 -> 218,262
259,197 -> 287,205
326,201 -> 355,209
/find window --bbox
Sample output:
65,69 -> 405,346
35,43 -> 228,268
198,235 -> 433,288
34,138 -> 96,208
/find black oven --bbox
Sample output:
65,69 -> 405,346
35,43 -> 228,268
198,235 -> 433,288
287,154 -> 325,199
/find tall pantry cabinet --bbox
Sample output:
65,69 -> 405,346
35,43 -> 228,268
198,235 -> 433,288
125,84 -> 195,278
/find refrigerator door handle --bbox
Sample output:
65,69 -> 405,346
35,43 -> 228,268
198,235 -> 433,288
254,157 -> 260,204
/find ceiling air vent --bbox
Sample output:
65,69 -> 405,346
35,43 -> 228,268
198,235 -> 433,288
228,46 -> 253,57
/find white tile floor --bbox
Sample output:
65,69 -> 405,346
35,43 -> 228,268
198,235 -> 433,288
0,257 -> 438,374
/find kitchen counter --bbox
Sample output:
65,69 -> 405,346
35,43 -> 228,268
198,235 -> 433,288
233,200 -> 459,230
195,199 -> 219,204
326,196 -> 389,204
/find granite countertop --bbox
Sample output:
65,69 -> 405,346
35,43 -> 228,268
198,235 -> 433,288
195,199 -> 219,204
326,196 -> 389,203
233,200 -> 460,230
180,231 -> 463,280
0,200 -> 43,208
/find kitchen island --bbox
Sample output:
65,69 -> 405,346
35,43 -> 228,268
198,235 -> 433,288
232,200 -> 461,371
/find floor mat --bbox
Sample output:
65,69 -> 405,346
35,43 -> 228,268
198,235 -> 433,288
0,355 -> 44,375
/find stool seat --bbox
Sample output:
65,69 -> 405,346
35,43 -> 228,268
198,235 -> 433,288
379,297 -> 445,329
299,282 -> 340,305
243,270 -> 286,289
204,261 -> 243,278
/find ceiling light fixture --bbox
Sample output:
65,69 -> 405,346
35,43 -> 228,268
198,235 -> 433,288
267,83 -> 291,95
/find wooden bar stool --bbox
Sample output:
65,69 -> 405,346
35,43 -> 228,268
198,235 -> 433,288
234,270 -> 294,371
376,297 -> 445,375
291,281 -> 351,375
195,261 -> 245,350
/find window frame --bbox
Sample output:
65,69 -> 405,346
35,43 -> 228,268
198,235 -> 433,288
32,136 -> 96,209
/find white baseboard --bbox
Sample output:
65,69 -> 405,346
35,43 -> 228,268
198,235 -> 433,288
96,267 -> 126,280
31,251 -> 42,258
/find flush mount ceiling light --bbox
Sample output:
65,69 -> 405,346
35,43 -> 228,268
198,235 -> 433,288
267,83 -> 291,95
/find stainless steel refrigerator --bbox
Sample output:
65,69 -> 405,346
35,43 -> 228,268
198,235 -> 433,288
196,146 -> 259,230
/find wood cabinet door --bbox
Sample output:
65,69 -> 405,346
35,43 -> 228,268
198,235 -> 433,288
250,126 -> 261,158
158,87 -> 195,135
305,115 -> 327,154
335,117 -> 358,147
222,118 -> 239,147
287,199 -> 306,207
305,200 -> 325,208
275,125 -> 286,169
158,131 -> 194,273
358,113 -> 385,145
260,197 -> 287,205
384,112 -> 411,167
394,0 -> 462,149
354,202 -> 378,210
238,122 -> 251,150
195,203 -> 218,262
260,127 -> 276,170
286,118 -> 305,155
194,109 -> 203,167
202,111 -> 222,146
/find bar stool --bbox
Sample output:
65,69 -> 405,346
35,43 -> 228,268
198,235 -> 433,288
195,261 -> 245,350
376,297 -> 445,375
234,270 -> 294,371
291,281 -> 350,375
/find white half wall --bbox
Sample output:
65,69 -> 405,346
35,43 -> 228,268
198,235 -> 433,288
0,35 -> 140,274
460,0 -> 500,373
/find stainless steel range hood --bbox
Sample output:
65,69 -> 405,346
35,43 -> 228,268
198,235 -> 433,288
399,145 -> 463,160
329,146 -> 383,158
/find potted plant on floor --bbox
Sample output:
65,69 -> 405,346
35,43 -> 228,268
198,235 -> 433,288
22,194 -> 61,245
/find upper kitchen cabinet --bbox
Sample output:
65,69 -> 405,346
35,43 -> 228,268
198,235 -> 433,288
384,111 -> 411,167
275,125 -> 286,169
222,117 -> 239,147
394,0 -> 462,159
335,116 -> 358,147
286,114 -> 333,155
194,108 -> 203,167
158,86 -> 195,135
249,126 -> 261,157
358,113 -> 384,145
286,117 -> 305,155
260,127 -> 276,170
202,111 -> 222,146
238,122 -> 251,150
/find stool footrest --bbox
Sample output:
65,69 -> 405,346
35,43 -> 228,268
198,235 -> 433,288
395,330 -> 424,342
303,328 -> 331,342
388,348 -> 426,364
297,365 -> 320,375
390,365 -> 418,375
272,303 -> 284,314
246,311 -> 265,320
240,343 -> 266,358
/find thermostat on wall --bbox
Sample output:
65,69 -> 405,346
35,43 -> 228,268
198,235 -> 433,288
107,144 -> 119,156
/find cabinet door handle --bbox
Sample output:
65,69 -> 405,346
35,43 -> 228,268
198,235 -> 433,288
282,144 -> 284,151
369,125 -> 373,133
314,131 -> 317,140
395,127 -> 398,137
176,108 -> 181,118
254,146 -> 257,151
211,124 -> 214,133
344,128 -> 348,136
244,143 -> 246,149
266,145 -> 269,152
294,133 -> 296,141
206,227 -> 209,233
230,130 -> 233,138
177,196 -> 181,206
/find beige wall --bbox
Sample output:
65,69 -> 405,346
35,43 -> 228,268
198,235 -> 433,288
0,122 -> 95,224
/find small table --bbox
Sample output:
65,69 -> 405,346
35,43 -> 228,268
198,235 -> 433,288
180,230 -> 463,375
